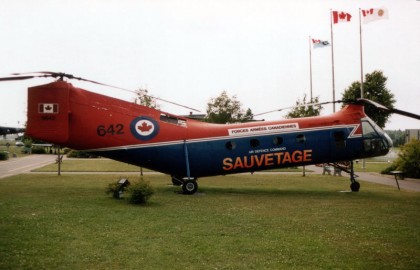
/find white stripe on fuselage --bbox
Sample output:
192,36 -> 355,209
87,123 -> 361,152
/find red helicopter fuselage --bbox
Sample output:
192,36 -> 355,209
26,81 -> 392,192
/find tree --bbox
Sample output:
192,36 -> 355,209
205,90 -> 253,123
285,94 -> 323,119
134,88 -> 160,109
341,70 -> 395,128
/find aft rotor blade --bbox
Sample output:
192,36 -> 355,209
0,75 -> 43,81
2,71 -> 201,113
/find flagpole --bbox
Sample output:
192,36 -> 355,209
330,9 -> 336,112
359,8 -> 364,99
309,36 -> 313,101
359,8 -> 366,171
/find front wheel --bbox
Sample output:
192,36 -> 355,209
182,180 -> 198,195
350,181 -> 360,192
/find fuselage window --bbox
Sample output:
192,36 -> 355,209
333,131 -> 346,148
273,137 -> 283,145
160,113 -> 187,127
226,141 -> 236,150
250,139 -> 260,148
296,134 -> 306,143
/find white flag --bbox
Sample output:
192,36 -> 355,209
312,39 -> 330,49
362,7 -> 389,24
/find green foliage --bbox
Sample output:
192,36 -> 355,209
0,151 -> 9,160
31,146 -> 46,154
66,150 -> 99,158
285,94 -> 323,119
134,88 -> 160,109
126,180 -> 154,204
205,90 -> 253,123
342,70 -> 395,128
386,140 -> 420,178
105,182 -> 124,199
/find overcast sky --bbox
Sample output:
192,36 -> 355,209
1,0 -> 419,130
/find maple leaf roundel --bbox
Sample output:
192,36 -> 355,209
130,116 -> 160,140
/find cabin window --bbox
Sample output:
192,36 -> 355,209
226,141 -> 236,150
273,137 -> 283,145
160,113 -> 187,127
250,139 -> 260,148
296,134 -> 306,143
333,131 -> 346,148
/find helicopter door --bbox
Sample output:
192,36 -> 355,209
330,130 -> 347,160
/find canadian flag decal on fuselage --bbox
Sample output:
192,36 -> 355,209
38,103 -> 59,114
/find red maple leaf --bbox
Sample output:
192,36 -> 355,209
339,12 -> 347,20
138,121 -> 153,132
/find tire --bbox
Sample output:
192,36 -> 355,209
350,181 -> 360,192
182,180 -> 198,195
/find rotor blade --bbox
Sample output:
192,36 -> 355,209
254,101 -> 337,117
72,76 -> 202,113
0,75 -> 39,81
357,98 -> 420,120
2,72 -> 201,112
390,108 -> 420,120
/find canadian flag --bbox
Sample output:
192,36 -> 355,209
312,39 -> 330,49
39,103 -> 59,114
362,7 -> 389,24
332,11 -> 352,24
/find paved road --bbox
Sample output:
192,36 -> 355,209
0,154 -> 57,179
306,165 -> 420,192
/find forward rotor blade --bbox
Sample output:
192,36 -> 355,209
357,98 -> 420,120
254,101 -> 336,117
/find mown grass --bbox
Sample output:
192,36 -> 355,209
1,173 -> 419,269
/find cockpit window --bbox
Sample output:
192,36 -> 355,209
361,118 -> 391,156
362,121 -> 377,138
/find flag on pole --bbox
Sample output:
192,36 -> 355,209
332,11 -> 352,24
361,7 -> 389,24
312,39 -> 330,49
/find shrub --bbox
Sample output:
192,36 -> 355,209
126,180 -> 154,204
31,146 -> 46,154
0,151 -> 9,160
383,140 -> 420,178
106,182 -> 124,199
67,150 -> 99,158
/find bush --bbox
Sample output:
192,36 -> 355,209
31,146 -> 46,154
126,180 -> 154,204
106,182 -> 125,199
383,140 -> 420,178
0,151 -> 9,160
67,150 -> 99,158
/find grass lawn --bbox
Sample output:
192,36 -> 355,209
1,173 -> 419,269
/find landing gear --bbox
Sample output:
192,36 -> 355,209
182,180 -> 198,195
171,176 -> 198,195
349,160 -> 360,192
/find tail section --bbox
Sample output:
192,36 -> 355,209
27,81 -> 70,144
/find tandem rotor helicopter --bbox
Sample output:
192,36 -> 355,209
1,72 -> 419,194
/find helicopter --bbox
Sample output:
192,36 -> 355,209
1,72 -> 419,194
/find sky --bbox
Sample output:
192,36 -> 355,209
1,0 -> 419,130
